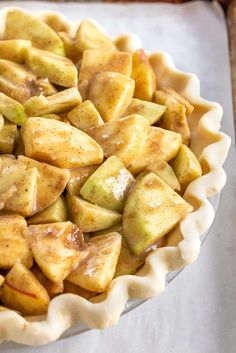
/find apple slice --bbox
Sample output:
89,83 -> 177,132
24,88 -> 82,117
89,115 -> 149,167
131,49 -> 156,101
140,161 -> 180,191
0,122 -> 17,154
78,50 -> 132,97
80,156 -> 134,212
0,214 -> 32,269
129,127 -> 182,174
63,280 -> 97,299
0,92 -> 26,125
121,98 -> 166,125
170,144 -> 202,192
27,196 -> 67,225
4,9 -> 65,56
58,32 -> 82,64
18,156 -> 69,213
66,195 -> 122,232
89,72 -> 134,122
67,233 -> 122,292
28,222 -> 88,283
25,47 -> 77,87
123,173 -> 193,255
115,237 -> 147,277
67,100 -> 103,132
66,165 -> 99,196
21,118 -> 103,168
76,20 -> 114,52
0,39 -> 31,63
31,266 -> 64,298
1,262 -> 50,316
0,166 -> 37,217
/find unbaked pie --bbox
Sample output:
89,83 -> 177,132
0,7 -> 230,346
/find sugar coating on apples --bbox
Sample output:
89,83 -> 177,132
0,9 -> 201,316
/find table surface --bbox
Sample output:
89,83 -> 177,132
0,1 -> 235,353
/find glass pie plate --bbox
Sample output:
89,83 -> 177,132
0,193 -> 221,349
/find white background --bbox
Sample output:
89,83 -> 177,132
0,1 -> 235,352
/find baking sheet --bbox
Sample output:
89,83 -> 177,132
0,1 -> 235,353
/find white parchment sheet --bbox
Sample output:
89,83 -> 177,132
0,1 -> 235,353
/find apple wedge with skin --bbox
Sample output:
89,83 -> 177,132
4,9 -> 65,56
24,88 -> 82,117
28,222 -> 88,283
0,214 -> 32,269
67,232 -> 122,293
80,156 -> 134,212
18,156 -> 69,214
24,47 -> 77,87
27,196 -> 67,225
131,49 -> 156,101
123,173 -> 193,255
21,118 -> 104,169
66,165 -> 99,196
0,92 -> 26,126
0,39 -> 31,63
76,20 -> 115,52
1,262 -> 50,316
66,195 -> 122,232
128,126 -> 182,175
121,98 -> 166,125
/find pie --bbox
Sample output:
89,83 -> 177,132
0,7 -> 230,346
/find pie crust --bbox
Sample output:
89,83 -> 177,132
0,7 -> 231,346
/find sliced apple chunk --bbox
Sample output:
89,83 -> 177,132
155,88 -> 194,117
89,115 -> 149,167
25,88 -> 81,116
31,266 -> 64,298
27,196 -> 67,225
67,233 -> 122,292
115,237 -> 147,277
154,89 -> 191,145
76,20 -> 114,52
1,262 -> 50,316
89,72 -> 134,122
0,60 -> 39,103
18,156 -> 69,213
25,47 -> 77,87
121,98 -> 166,125
58,31 -> 82,64
0,93 -> 26,125
67,100 -> 103,132
80,156 -> 134,212
129,127 -> 182,174
0,39 -> 31,63
0,167 -> 37,217
4,9 -> 65,56
131,49 -> 156,101
66,165 -> 99,196
142,160 -> 180,191
78,50 -> 132,96
0,214 -> 32,269
28,222 -> 87,283
123,173 -> 193,255
67,195 -> 122,232
0,122 -> 17,154
21,118 -> 104,168
170,144 -> 202,191
63,280 -> 97,299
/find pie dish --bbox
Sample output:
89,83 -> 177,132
0,7 -> 231,346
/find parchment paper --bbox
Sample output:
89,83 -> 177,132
0,1 -> 235,353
